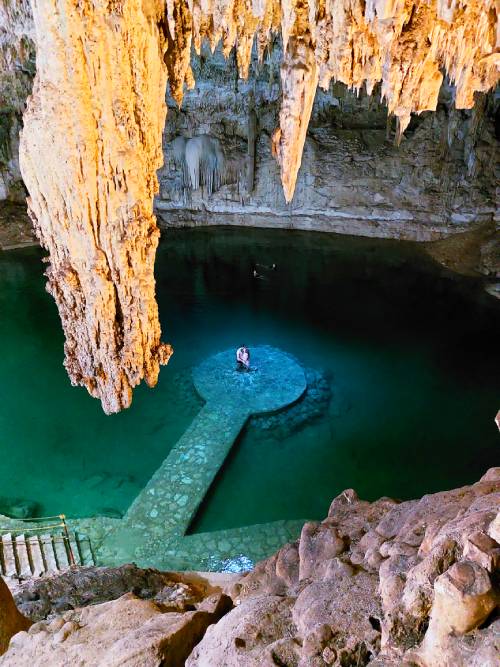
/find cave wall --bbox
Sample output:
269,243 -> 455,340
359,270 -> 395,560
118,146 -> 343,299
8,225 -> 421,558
156,45 -> 499,241
0,0 -> 34,201
1,0 -> 498,410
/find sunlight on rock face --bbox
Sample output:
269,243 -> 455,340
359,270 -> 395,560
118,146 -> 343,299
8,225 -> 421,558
19,0 -> 173,413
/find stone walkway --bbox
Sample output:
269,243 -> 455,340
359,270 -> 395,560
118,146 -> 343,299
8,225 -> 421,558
97,346 -> 307,570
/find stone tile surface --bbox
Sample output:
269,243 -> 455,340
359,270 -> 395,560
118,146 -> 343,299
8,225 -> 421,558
97,347 -> 307,570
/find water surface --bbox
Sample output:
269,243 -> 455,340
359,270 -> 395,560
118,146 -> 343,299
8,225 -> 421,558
0,227 -> 498,529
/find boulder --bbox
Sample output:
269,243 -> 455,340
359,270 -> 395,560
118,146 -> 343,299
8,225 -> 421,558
414,561 -> 498,667
186,595 -> 297,666
0,578 -> 31,655
0,592 -> 227,667
14,563 -> 209,622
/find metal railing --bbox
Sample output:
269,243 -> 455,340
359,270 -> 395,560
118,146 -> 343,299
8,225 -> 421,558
0,513 -> 76,566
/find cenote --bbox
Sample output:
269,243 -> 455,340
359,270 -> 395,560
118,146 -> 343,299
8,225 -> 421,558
0,226 -> 498,531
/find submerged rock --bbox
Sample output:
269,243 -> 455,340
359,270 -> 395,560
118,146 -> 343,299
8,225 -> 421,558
248,367 -> 331,440
96,508 -> 123,520
0,498 -> 40,520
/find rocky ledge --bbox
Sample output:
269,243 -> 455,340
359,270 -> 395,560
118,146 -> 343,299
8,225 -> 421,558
0,469 -> 499,666
0,202 -> 36,251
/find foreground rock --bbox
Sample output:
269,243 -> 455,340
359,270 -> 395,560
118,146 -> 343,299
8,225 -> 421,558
0,591 -> 232,667
1,565 -> 234,665
0,579 -> 30,655
189,468 -> 500,666
12,563 -> 226,622
0,471 -> 499,665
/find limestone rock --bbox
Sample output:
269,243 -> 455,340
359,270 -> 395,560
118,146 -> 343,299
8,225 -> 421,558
186,595 -> 298,666
414,561 -> 498,667
0,591 -> 227,667
158,71 -> 498,242
19,0 -> 173,413
297,521 -> 345,581
221,469 -> 500,667
463,531 -> 500,572
13,563 -> 212,622
4,0 -> 498,407
0,578 -> 30,656
292,574 -> 381,665
0,0 -> 34,201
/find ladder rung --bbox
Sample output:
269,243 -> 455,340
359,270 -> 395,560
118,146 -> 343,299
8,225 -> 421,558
40,535 -> 58,573
15,535 -> 31,577
27,536 -> 44,576
53,535 -> 70,569
67,534 -> 81,566
2,534 -> 17,577
76,534 -> 94,566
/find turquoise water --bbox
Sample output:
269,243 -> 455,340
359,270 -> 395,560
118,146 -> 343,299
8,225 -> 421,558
0,227 -> 498,529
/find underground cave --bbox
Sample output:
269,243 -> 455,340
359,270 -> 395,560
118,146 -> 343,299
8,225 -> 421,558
0,0 -> 499,665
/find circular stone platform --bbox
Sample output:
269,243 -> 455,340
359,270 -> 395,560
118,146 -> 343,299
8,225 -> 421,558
193,345 -> 306,415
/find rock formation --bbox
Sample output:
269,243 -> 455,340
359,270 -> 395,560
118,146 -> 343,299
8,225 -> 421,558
169,134 -> 239,197
0,591 -> 232,666
159,48 -> 498,241
19,0 -> 173,413
0,471 -> 499,665
0,0 -> 34,201
189,467 -> 500,666
2,0 -> 496,409
159,0 -> 500,203
0,578 -> 30,656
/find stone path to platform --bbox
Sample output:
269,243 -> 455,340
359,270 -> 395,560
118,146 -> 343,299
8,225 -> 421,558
97,346 -> 307,571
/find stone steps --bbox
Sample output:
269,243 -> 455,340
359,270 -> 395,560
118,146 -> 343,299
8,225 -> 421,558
0,531 -> 94,579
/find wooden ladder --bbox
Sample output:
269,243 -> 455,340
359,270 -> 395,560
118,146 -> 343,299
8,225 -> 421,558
0,532 -> 94,578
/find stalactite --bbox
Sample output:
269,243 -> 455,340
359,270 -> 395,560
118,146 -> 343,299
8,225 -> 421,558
246,91 -> 257,193
169,0 -> 499,201
12,0 -> 500,411
19,0 -> 172,414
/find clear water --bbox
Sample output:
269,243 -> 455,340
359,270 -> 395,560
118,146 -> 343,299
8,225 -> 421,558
0,227 -> 498,530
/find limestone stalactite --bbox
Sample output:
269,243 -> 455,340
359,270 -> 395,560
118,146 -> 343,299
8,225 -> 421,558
168,0 -> 499,199
19,0 -> 172,414
16,0 -> 499,412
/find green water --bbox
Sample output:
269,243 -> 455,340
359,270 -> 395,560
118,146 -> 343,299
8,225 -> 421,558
0,227 -> 498,530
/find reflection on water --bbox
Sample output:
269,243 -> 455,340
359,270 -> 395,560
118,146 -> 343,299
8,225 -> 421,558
0,227 -> 498,529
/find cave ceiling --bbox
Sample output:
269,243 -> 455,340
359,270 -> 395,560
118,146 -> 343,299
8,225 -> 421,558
1,0 -> 498,411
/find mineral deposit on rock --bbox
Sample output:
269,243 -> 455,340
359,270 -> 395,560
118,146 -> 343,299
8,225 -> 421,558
8,0 -> 500,409
19,0 -> 173,413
